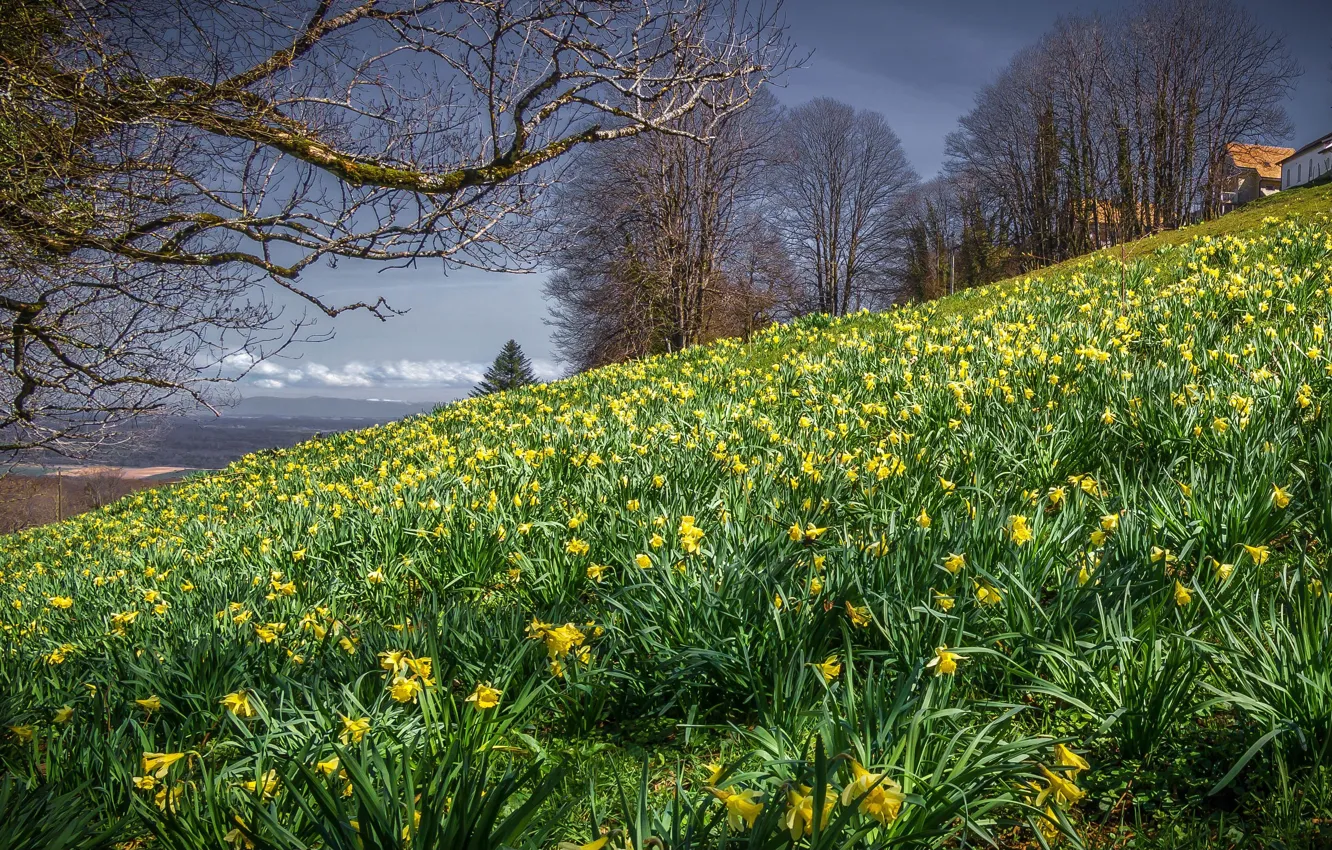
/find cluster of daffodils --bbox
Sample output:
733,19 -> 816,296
703,756 -> 906,837
379,649 -> 434,703
1028,744 -> 1092,841
525,617 -> 604,677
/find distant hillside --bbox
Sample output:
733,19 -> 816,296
224,394 -> 442,419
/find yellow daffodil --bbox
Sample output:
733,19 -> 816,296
784,785 -> 834,839
975,581 -> 1003,605
1272,485 -> 1291,509
340,715 -> 370,744
221,690 -> 257,718
1053,744 -> 1089,780
388,676 -> 423,703
927,645 -> 963,675
1009,515 -> 1033,545
465,682 -> 502,711
142,751 -> 186,779
841,760 -> 905,825
814,655 -> 841,682
1173,580 -> 1193,606
1243,544 -> 1270,565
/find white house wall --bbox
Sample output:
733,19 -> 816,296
1282,142 -> 1332,189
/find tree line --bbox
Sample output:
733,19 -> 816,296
541,0 -> 1301,371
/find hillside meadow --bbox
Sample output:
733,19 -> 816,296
4,183 -> 1332,849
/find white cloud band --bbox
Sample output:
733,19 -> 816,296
233,357 -> 561,390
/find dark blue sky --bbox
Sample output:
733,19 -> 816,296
246,0 -> 1330,402
779,0 -> 1329,176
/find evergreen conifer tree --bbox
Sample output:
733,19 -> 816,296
472,340 -> 539,397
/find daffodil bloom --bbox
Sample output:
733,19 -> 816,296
53,706 -> 73,724
47,596 -> 73,609
927,645 -> 963,675
1036,764 -> 1085,807
316,756 -> 340,775
587,563 -> 609,582
136,695 -> 162,712
1173,580 -> 1192,606
405,655 -> 433,683
242,769 -> 279,799
340,715 -> 370,744
708,787 -> 763,831
703,763 -> 725,786
975,581 -> 1003,605
379,650 -> 409,674
142,751 -> 185,778
933,589 -> 955,611
465,682 -> 502,710
1099,513 -> 1119,532
916,508 -> 931,529
814,655 -> 841,681
1272,485 -> 1291,509
841,760 -> 905,825
556,838 -> 609,850
1243,544 -> 1270,565
635,553 -> 651,569
943,552 -> 965,573
154,783 -> 184,810
1053,744 -> 1089,781
1009,515 -> 1033,545
939,476 -> 956,493
8,725 -> 35,742
1214,560 -> 1235,580
846,602 -> 872,627
389,676 -> 423,703
531,623 -> 586,658
221,690 -> 257,718
784,785 -> 834,839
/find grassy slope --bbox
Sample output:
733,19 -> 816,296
3,181 -> 1332,848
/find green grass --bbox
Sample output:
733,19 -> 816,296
2,182 -> 1332,849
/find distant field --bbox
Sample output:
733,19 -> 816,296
3,416 -> 403,533
0,471 -> 171,534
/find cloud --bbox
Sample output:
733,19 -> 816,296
235,358 -> 562,390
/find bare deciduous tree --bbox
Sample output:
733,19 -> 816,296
770,98 -> 918,316
543,92 -> 791,371
0,0 -> 793,452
